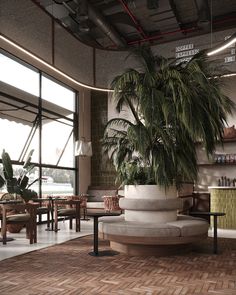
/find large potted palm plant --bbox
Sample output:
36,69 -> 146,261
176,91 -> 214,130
102,46 -> 234,222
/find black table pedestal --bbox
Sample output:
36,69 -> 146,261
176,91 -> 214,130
190,211 -> 226,254
88,213 -> 120,257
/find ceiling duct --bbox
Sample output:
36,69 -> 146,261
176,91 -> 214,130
75,0 -> 88,21
73,0 -> 126,48
71,0 -> 89,32
195,0 -> 210,26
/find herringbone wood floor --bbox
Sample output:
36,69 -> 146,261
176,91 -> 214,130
0,236 -> 236,295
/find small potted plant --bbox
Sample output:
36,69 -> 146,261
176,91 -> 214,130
0,149 -> 38,232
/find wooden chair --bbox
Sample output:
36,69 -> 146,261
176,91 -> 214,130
31,198 -> 51,228
67,195 -> 88,220
54,199 -> 81,232
0,202 -> 38,244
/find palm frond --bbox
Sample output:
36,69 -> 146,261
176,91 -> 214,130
103,45 -> 235,187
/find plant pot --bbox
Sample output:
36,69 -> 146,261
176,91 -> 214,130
124,185 -> 178,199
7,224 -> 24,233
122,185 -> 178,223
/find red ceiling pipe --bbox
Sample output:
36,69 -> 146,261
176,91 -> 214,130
118,0 -> 148,39
127,15 -> 236,46
127,27 -> 199,45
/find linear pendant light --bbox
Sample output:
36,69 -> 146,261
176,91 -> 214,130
1,34 -> 236,84
207,32 -> 236,56
0,34 -> 113,92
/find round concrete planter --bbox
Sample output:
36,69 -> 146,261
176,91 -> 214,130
122,185 -> 178,223
124,185 -> 177,199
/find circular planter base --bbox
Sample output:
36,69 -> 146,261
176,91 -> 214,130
110,241 -> 192,256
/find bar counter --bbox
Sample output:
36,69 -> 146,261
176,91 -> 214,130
208,187 -> 236,229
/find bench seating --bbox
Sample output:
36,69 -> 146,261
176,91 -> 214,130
98,197 -> 209,256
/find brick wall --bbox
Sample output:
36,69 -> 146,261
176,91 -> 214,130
91,90 -> 116,186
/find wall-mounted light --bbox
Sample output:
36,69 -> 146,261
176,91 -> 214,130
75,138 -> 92,157
207,32 -> 236,56
75,92 -> 92,157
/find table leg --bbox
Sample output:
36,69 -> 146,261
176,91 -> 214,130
45,199 -> 54,231
213,215 -> 218,254
91,216 -> 99,255
89,216 -> 119,257
51,199 -> 54,231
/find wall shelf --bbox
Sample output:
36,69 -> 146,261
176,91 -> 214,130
198,162 -> 236,167
195,138 -> 236,145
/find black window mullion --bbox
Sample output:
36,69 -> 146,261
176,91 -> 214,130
39,72 -> 42,198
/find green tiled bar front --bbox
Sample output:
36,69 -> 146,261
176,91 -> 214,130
209,187 -> 236,229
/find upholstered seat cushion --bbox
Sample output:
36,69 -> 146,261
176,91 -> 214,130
119,198 -> 182,211
167,217 -> 209,237
6,213 -> 30,222
57,208 -> 76,215
86,202 -> 104,209
99,215 -> 125,223
99,214 -> 209,239
99,221 -> 181,237
37,207 -> 49,214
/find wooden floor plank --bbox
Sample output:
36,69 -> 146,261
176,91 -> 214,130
0,236 -> 236,294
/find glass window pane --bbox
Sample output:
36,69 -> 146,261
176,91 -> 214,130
27,167 -> 40,196
42,75 -> 75,112
0,165 -> 39,197
0,118 -> 39,162
41,168 -> 75,197
0,53 -> 39,96
42,111 -> 74,167
0,94 -> 39,162
58,135 -> 74,167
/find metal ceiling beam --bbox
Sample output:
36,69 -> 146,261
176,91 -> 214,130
118,0 -> 148,39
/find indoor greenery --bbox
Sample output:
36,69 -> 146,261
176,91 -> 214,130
102,46 -> 235,187
0,149 -> 38,202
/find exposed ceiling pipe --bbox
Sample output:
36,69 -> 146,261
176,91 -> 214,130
195,0 -> 211,25
126,15 -> 236,46
86,1 -> 126,48
127,27 -> 200,45
72,0 -> 126,48
118,0 -> 148,39
54,0 -> 126,47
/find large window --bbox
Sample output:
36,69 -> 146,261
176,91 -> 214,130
0,53 -> 39,96
41,168 -> 74,197
0,52 -> 77,197
42,75 -> 75,112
